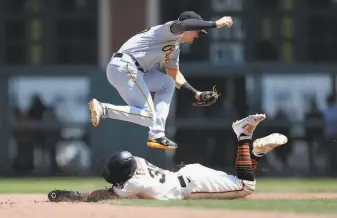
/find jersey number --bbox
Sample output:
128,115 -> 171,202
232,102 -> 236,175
145,161 -> 166,183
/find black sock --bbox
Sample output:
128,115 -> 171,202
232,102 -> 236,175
235,136 -> 254,181
251,152 -> 260,173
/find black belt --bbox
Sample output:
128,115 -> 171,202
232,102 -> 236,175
178,175 -> 187,188
112,52 -> 145,73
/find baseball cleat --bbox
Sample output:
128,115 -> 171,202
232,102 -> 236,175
253,133 -> 288,157
147,136 -> 178,150
232,113 -> 266,138
89,98 -> 103,127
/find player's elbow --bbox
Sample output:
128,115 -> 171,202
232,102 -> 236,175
165,68 -> 178,79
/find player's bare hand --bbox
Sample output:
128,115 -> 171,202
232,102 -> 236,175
195,91 -> 202,101
215,16 -> 233,28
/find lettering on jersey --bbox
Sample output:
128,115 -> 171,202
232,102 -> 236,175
162,45 -> 175,62
145,161 -> 166,183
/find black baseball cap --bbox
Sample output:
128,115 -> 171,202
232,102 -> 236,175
178,11 -> 208,35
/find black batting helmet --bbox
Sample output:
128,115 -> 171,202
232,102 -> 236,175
102,151 -> 137,186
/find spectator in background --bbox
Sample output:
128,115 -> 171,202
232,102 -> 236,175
12,107 -> 34,173
304,98 -> 324,174
43,106 -> 62,174
304,98 -> 324,150
27,94 -> 48,151
27,94 -> 47,120
268,107 -> 292,170
27,94 -> 63,174
26,94 -> 52,173
323,94 -> 337,176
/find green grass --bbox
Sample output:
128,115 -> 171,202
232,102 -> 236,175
0,178 -> 336,214
255,178 -> 337,192
0,177 -> 107,193
101,199 -> 337,214
0,177 -> 335,193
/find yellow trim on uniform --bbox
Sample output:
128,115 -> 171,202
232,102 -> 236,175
147,142 -> 177,150
110,108 -> 152,119
126,63 -> 154,116
89,98 -> 153,128
89,63 -> 155,128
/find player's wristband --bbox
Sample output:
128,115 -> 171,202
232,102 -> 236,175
181,82 -> 198,95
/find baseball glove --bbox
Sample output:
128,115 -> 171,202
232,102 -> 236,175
192,85 -> 220,107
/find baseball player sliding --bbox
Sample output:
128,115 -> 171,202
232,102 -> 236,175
48,114 -> 288,202
88,11 -> 231,150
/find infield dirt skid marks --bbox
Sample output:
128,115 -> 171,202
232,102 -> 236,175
0,194 -> 335,218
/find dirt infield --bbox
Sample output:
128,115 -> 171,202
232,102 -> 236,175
0,193 -> 336,218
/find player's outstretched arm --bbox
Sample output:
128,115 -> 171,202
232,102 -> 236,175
170,16 -> 233,34
48,188 -> 121,202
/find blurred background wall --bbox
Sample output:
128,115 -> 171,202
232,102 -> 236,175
0,0 -> 337,178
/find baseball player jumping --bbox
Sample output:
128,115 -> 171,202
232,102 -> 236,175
48,114 -> 288,201
88,11 -> 231,150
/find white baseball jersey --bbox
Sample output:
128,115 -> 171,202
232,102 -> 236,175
113,21 -> 181,72
177,164 -> 256,199
113,157 -> 256,200
113,157 -> 184,200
